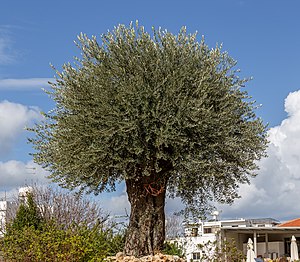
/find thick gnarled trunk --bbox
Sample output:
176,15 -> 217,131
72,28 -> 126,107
124,177 -> 167,257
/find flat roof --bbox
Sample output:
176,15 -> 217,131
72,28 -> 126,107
222,227 -> 300,233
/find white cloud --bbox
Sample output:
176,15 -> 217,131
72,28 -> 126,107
220,89 -> 300,221
0,100 -> 42,154
101,193 -> 130,216
0,160 -> 50,191
284,90 -> 300,117
0,78 -> 54,91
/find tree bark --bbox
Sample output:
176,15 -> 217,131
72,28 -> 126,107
124,176 -> 167,257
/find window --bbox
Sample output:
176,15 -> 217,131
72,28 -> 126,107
191,227 -> 198,237
192,252 -> 201,260
204,227 -> 212,234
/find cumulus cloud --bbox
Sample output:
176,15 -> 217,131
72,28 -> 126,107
0,100 -> 42,154
100,192 -> 130,216
220,89 -> 300,221
0,78 -> 54,91
0,160 -> 50,187
0,160 -> 50,197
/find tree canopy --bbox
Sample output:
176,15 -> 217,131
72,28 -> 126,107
10,193 -> 43,231
29,22 -> 267,255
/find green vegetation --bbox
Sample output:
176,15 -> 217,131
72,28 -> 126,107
0,188 -> 125,261
29,22 -> 268,256
162,242 -> 185,258
10,192 -> 44,231
2,223 -> 125,261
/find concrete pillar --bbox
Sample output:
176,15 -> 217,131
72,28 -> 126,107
254,231 -> 257,257
265,233 -> 269,258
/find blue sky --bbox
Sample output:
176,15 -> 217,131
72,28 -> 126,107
1,0 -> 300,221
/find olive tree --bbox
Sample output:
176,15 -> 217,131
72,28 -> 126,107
29,22 -> 267,256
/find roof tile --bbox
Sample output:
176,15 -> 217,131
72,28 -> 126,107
278,218 -> 300,227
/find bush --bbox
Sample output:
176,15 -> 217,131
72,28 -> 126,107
9,192 -> 44,231
2,222 -> 125,261
162,242 -> 185,258
0,186 -> 125,261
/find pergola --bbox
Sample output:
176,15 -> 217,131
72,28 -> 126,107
221,226 -> 300,258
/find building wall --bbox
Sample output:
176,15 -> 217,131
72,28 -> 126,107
0,200 -> 18,237
177,234 -> 217,262
0,201 -> 8,237
179,218 -> 300,260
242,241 -> 284,259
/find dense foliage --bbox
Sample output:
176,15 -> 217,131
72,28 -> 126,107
2,223 -> 125,261
30,22 -> 267,214
29,22 -> 268,255
10,192 -> 44,231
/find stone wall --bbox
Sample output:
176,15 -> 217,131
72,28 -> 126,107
106,252 -> 186,262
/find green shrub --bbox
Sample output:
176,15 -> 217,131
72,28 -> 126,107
10,192 -> 44,231
1,222 -> 125,261
1,188 -> 125,261
162,242 -> 185,258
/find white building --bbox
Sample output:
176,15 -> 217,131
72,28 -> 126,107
178,217 -> 253,261
0,187 -> 33,237
0,200 -> 16,237
175,216 -> 300,261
